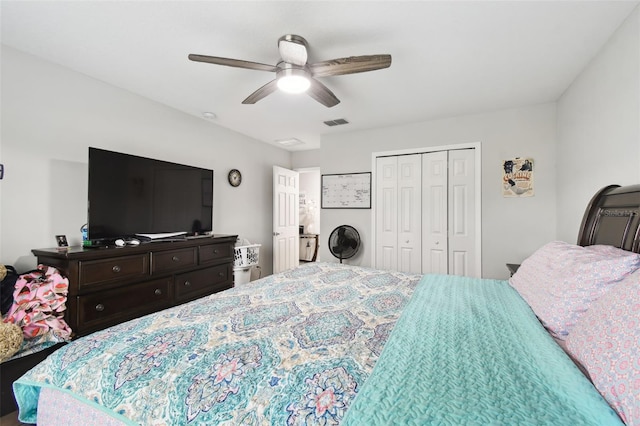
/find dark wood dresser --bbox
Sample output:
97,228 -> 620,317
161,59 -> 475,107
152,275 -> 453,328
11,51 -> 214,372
32,234 -> 237,337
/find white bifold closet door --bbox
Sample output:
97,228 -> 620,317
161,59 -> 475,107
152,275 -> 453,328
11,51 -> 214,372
421,151 -> 448,274
375,149 -> 476,276
375,154 -> 422,273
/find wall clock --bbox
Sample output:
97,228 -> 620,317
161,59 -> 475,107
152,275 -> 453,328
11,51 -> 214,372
228,169 -> 242,187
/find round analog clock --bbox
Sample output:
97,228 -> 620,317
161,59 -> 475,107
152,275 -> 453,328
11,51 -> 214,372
228,169 -> 242,187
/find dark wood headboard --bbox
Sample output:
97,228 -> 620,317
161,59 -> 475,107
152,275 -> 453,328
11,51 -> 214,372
577,184 -> 640,253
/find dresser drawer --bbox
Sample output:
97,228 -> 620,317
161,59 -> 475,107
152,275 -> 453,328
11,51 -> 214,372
175,264 -> 231,302
199,242 -> 234,264
77,277 -> 172,332
78,254 -> 149,290
151,247 -> 197,274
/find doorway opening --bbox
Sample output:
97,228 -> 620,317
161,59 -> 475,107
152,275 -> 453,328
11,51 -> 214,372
297,167 -> 321,263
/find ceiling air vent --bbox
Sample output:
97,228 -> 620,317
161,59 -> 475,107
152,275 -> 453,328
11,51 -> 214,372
275,138 -> 304,147
323,118 -> 350,127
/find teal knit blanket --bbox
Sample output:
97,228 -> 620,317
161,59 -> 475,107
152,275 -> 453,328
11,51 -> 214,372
342,274 -> 623,425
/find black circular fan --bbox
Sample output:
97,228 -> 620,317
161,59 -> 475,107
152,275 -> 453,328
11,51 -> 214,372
328,225 -> 361,263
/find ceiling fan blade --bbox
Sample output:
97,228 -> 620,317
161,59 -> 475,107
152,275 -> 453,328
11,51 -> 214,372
278,34 -> 308,66
307,78 -> 340,108
310,54 -> 391,77
188,54 -> 277,72
242,79 -> 278,104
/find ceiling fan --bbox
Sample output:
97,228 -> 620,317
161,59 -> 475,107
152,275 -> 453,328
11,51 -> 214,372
188,34 -> 391,108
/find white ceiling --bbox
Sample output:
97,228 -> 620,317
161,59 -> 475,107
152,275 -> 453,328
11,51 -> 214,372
1,1 -> 638,151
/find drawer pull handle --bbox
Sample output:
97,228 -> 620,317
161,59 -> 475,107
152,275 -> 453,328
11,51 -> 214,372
112,265 -> 121,273
172,256 -> 180,262
218,272 -> 224,277
184,281 -> 191,287
213,249 -> 219,254
154,289 -> 162,295
95,304 -> 105,312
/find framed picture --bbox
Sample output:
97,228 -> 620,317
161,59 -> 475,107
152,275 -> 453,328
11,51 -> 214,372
503,157 -> 534,197
55,235 -> 68,247
321,172 -> 371,209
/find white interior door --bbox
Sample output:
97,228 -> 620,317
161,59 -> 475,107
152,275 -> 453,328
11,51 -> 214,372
422,151 -> 448,274
448,149 -> 476,276
397,154 -> 422,273
375,156 -> 398,271
273,166 -> 299,274
375,155 -> 421,273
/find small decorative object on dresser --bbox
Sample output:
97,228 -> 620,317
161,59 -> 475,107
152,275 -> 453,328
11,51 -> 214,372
55,235 -> 68,247
228,169 -> 242,187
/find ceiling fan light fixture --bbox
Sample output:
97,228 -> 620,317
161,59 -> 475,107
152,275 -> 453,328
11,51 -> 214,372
190,34 -> 391,107
276,67 -> 310,94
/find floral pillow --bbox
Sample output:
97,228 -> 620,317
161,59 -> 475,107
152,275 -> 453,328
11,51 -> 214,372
509,241 -> 640,339
566,268 -> 640,425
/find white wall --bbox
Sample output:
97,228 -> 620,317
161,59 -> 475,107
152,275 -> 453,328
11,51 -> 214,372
557,6 -> 640,242
291,150 -> 320,169
0,46 -> 291,274
319,104 -> 558,279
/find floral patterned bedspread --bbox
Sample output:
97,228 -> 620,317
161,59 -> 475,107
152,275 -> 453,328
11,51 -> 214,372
14,263 -> 421,425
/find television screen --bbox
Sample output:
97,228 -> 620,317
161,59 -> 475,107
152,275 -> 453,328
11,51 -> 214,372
88,148 -> 213,241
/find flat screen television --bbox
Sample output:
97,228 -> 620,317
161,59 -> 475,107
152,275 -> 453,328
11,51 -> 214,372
88,147 -> 213,242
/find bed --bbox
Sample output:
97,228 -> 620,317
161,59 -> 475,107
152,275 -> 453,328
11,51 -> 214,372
12,184 -> 640,425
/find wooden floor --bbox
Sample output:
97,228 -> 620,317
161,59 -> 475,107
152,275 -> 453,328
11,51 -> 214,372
0,410 -> 32,425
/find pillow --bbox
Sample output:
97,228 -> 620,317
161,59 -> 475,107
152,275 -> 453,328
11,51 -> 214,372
565,268 -> 640,425
509,241 -> 640,339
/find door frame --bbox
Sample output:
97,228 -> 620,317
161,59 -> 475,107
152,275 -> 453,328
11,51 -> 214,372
370,141 -> 482,277
296,167 -> 321,262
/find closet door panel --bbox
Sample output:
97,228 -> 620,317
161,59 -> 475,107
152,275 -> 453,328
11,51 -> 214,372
449,149 -> 476,276
451,184 -> 468,235
379,246 -> 396,271
451,250 -> 469,276
422,151 -> 448,274
376,157 -> 398,271
397,155 -> 422,273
